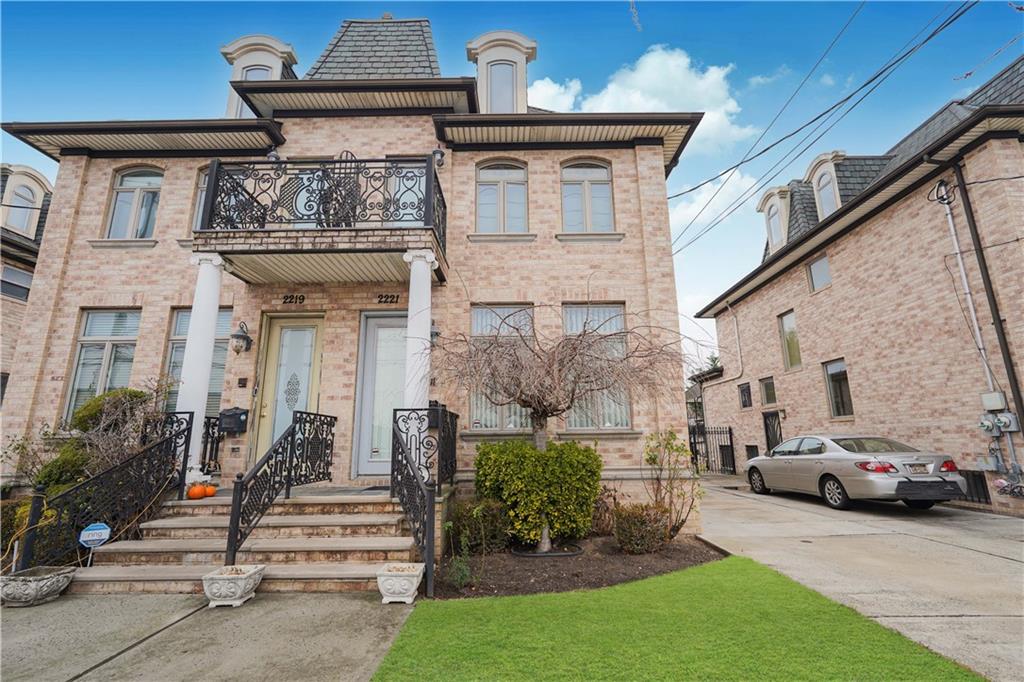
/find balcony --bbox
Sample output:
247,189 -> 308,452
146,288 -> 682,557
192,155 -> 447,284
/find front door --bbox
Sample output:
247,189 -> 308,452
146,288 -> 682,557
254,317 -> 324,458
354,314 -> 407,477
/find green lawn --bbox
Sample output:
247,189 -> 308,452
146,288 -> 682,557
374,556 -> 977,681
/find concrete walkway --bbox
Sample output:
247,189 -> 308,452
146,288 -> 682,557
1,592 -> 411,682
700,476 -> 1024,681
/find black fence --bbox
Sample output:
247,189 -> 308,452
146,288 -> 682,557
689,425 -> 736,475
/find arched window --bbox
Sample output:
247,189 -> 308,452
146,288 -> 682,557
766,204 -> 783,248
107,169 -> 162,239
816,171 -> 838,218
6,184 -> 37,233
476,162 -> 527,233
488,61 -> 516,113
561,162 -> 613,233
237,65 -> 272,117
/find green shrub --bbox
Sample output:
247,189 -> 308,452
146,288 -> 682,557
475,439 -> 602,545
450,498 -> 509,555
445,553 -> 474,589
35,441 -> 89,490
69,388 -> 149,432
613,503 -> 669,555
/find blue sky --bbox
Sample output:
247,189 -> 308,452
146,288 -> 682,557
2,2 -> 1019,368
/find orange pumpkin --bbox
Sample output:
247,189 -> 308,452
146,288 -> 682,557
187,483 -> 206,500
203,484 -> 217,498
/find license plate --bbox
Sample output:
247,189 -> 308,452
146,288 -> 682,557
906,463 -> 928,474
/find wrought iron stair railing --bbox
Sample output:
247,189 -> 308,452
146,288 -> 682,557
224,410 -> 336,565
14,412 -> 193,571
200,416 -> 223,475
391,404 -> 459,597
198,154 -> 447,252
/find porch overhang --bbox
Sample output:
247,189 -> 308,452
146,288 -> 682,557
192,228 -> 448,285
0,119 -> 285,160
432,112 -> 703,176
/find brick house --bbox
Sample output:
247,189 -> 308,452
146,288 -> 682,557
1,17 -> 700,589
1,163 -> 53,407
695,57 -> 1023,515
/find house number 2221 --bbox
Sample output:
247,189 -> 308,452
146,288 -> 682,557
377,294 -> 400,304
282,294 -> 305,304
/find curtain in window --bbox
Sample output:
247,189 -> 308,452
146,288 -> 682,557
564,305 -> 630,428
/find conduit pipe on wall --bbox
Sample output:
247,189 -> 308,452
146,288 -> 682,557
700,302 -> 744,401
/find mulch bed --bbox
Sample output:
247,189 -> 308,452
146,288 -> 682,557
433,535 -> 725,599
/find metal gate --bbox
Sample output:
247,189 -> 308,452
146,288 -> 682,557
689,425 -> 736,474
763,411 -> 783,451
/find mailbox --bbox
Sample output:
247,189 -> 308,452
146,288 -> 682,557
219,407 -> 249,435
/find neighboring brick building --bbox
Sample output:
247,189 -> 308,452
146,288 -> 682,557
1,19 -> 698,499
695,57 -> 1024,515
1,163 -> 53,407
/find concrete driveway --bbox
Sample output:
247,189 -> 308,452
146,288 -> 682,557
700,477 -> 1024,682
1,592 -> 411,682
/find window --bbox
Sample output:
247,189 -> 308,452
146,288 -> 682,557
759,377 -> 776,405
561,163 -> 614,233
771,438 -> 802,456
6,184 -> 37,233
66,310 -> 140,420
564,304 -> 630,429
833,437 -> 915,453
488,61 -> 516,113
797,437 -> 825,455
192,169 -> 209,231
1,265 -> 32,302
745,444 -> 760,461
476,163 -> 527,233
766,204 -> 783,248
738,383 -> 752,408
816,172 -> 838,218
165,309 -> 233,417
470,305 -> 532,430
824,358 -> 854,418
237,65 -> 272,117
808,254 -> 831,291
107,169 -> 162,239
778,310 -> 801,369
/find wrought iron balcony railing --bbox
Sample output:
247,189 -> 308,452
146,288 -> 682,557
197,153 -> 447,252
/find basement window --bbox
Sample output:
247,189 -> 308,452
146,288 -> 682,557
738,383 -> 752,409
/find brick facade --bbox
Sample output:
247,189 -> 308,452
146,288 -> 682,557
1,114 -> 691,522
702,138 -> 1024,515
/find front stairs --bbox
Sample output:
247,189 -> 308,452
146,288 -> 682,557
70,489 -> 415,594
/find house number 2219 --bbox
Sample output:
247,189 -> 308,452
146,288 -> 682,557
282,294 -> 305,304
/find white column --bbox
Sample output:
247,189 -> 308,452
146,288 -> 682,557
403,249 -> 438,408
175,253 -> 224,481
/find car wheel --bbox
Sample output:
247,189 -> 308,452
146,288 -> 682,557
748,468 -> 770,494
820,476 -> 852,510
902,499 -> 936,510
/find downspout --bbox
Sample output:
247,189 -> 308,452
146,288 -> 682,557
951,161 -> 1023,475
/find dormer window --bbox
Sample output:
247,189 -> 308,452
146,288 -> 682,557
488,62 -> 516,113
6,184 -> 37,233
766,205 -> 783,249
816,171 -> 838,218
236,65 -> 272,117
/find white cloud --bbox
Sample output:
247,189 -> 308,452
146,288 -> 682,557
526,77 -> 582,112
527,45 -> 757,155
669,169 -> 760,237
747,65 -> 790,88
820,73 -> 836,87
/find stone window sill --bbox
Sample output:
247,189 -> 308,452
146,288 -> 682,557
460,429 -> 533,441
555,429 -> 642,440
87,239 -> 158,249
555,232 -> 625,242
467,233 -> 537,243
177,239 -> 194,247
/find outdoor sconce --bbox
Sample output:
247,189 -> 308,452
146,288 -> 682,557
779,409 -> 787,420
432,148 -> 446,168
266,147 -> 281,162
230,321 -> 253,354
430,321 -> 441,347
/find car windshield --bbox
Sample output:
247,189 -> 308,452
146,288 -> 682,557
833,437 -> 918,453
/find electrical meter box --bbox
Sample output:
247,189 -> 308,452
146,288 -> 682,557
219,407 -> 249,435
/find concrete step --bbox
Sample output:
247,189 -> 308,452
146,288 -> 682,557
140,513 -> 406,539
160,494 -> 401,517
92,536 -> 416,565
69,562 -> 385,594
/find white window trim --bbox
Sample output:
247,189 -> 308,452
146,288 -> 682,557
475,162 -> 528,233
105,169 -> 163,239
778,310 -> 802,371
823,358 -> 854,419
807,253 -> 832,292
235,65 -> 273,117
165,308 -> 232,417
562,303 -> 632,430
469,304 -> 534,431
759,376 -> 777,406
1,264 -> 33,302
192,168 -> 210,232
766,203 -> 784,250
487,60 -> 518,114
560,163 -> 615,233
64,310 -> 140,421
813,168 -> 840,219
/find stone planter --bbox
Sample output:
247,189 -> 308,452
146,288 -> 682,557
1,566 -> 76,607
202,564 -> 265,607
376,562 -> 425,604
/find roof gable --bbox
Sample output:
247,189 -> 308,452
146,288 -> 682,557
305,18 -> 441,80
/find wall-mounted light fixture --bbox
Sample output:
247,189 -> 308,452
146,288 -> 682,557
266,147 -> 281,162
778,408 -> 787,420
230,321 -> 253,354
432,147 -> 446,168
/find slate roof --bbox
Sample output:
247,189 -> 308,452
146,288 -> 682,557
304,18 -> 441,80
761,54 -> 1023,259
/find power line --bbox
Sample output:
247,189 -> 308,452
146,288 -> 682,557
670,1 -> 866,247
672,1 -> 978,255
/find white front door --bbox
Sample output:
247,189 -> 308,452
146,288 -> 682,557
354,314 -> 407,477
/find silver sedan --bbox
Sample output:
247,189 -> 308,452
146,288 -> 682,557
746,435 -> 968,510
